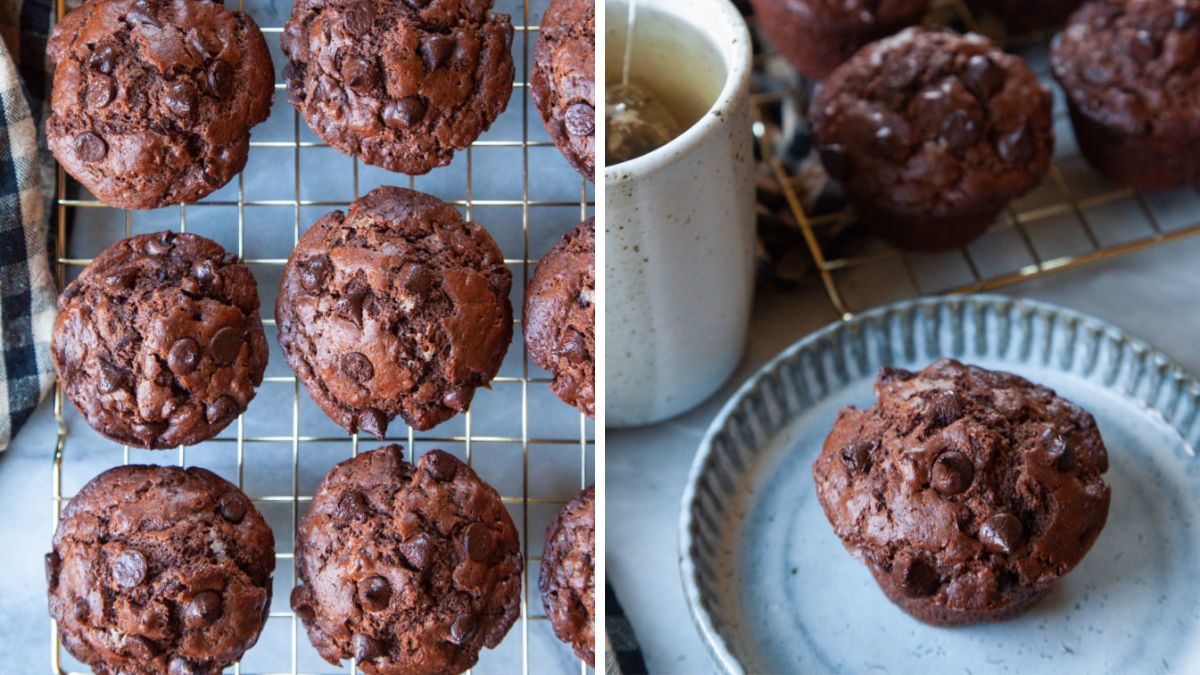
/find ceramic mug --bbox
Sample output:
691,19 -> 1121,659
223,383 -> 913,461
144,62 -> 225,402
605,0 -> 756,427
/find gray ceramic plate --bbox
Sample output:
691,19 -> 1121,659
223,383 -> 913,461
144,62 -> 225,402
679,295 -> 1200,674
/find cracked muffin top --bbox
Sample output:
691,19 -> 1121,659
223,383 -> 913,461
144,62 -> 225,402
540,484 -> 595,666
47,0 -> 273,209
51,231 -> 268,449
532,0 -> 595,180
812,359 -> 1111,625
282,0 -> 515,175
47,464 -> 275,675
276,186 -> 512,436
811,28 -> 1054,217
291,445 -> 522,675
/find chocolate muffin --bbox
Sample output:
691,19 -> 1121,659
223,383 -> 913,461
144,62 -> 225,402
523,219 -> 595,417
991,0 -> 1084,31
812,359 -> 1111,626
291,445 -> 522,674
282,0 -> 515,175
540,485 -> 595,666
276,186 -> 512,437
748,0 -> 932,80
47,465 -> 275,675
51,232 -> 268,449
811,28 -> 1054,251
532,0 -> 595,180
1051,0 -> 1200,191
46,0 -> 273,210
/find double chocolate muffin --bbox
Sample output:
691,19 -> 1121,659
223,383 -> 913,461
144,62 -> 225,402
291,445 -> 522,674
1051,0 -> 1200,191
282,0 -> 515,175
47,465 -> 275,675
532,0 -> 596,180
276,186 -> 512,437
47,0 -> 274,209
51,232 -> 268,449
812,359 -> 1111,626
748,0 -> 932,80
540,485 -> 596,666
811,28 -> 1054,251
524,219 -> 595,417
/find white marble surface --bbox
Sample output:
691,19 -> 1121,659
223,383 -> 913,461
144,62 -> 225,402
609,234 -> 1200,674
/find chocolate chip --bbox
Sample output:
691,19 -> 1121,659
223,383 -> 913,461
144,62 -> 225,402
86,76 -> 115,108
357,576 -> 392,611
336,280 -> 368,326
883,56 -> 921,88
895,557 -> 939,598
164,81 -> 198,116
352,633 -> 384,661
123,635 -> 156,660
382,96 -> 427,129
96,359 -> 129,394
399,534 -> 432,570
207,60 -> 234,99
931,451 -> 974,495
168,657 -> 199,675
337,490 -> 371,520
996,125 -> 1034,163
818,144 -> 851,180
449,614 -> 478,645
565,102 -> 596,136
1175,8 -> 1196,30
839,439 -> 877,474
75,132 -> 107,162
422,34 -> 456,70
89,45 -> 116,74
210,326 -> 242,366
146,231 -> 175,255
1041,429 -> 1073,471
404,0 -> 432,8
289,586 -> 308,613
1129,30 -> 1158,63
217,492 -> 247,523
358,408 -> 388,438
979,512 -> 1025,555
940,109 -> 981,151
344,2 -> 375,33
126,0 -> 160,27
45,552 -> 60,589
963,54 -> 1006,99
299,255 -> 331,291
442,387 -> 470,410
930,391 -> 964,426
340,352 -> 375,383
873,125 -> 908,162
183,590 -> 223,628
463,522 -> 493,562
557,329 -> 589,364
425,451 -> 459,482
168,337 -> 201,375
400,263 -> 435,295
341,57 -> 377,92
112,550 -> 147,588
206,395 -> 239,425
72,598 -> 89,622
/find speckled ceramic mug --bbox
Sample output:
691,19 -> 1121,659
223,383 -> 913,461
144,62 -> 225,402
605,0 -> 755,427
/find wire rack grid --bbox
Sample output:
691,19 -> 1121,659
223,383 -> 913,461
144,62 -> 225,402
48,0 -> 595,674
751,0 -> 1200,319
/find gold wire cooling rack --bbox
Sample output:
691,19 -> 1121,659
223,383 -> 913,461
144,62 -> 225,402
48,0 -> 595,673
752,0 -> 1200,319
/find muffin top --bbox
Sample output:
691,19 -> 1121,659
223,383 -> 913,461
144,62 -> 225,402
523,218 -> 595,417
51,232 -> 268,449
539,485 -> 596,666
291,446 -> 522,675
532,0 -> 596,180
46,0 -> 273,209
47,465 -> 275,675
282,0 -> 515,175
1051,0 -> 1200,136
276,187 -> 512,436
811,28 -> 1054,216
812,359 -> 1111,617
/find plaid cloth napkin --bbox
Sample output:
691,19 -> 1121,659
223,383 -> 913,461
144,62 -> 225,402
0,0 -> 57,452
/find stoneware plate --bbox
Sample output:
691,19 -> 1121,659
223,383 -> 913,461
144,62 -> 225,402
680,295 -> 1200,674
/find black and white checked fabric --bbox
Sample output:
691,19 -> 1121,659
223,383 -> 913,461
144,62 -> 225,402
0,3 -> 57,452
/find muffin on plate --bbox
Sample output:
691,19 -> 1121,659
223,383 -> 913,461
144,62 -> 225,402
47,465 -> 275,675
811,28 -> 1054,251
540,484 -> 596,666
46,0 -> 274,209
747,0 -> 932,80
291,445 -> 522,674
532,0 -> 596,180
51,232 -> 268,449
524,218 -> 595,417
275,186 -> 512,437
812,359 -> 1111,626
282,0 -> 515,175
1051,0 -> 1200,191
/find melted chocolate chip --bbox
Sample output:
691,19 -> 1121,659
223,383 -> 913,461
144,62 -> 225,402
337,490 -> 370,520
183,590 -> 223,628
940,109 -> 981,151
1129,30 -> 1158,63
883,56 -> 921,88
464,522 -> 493,562
358,576 -> 392,611
996,125 -> 1034,163
422,35 -> 456,71
96,359 -> 129,394
399,534 -> 432,570
112,549 -> 147,588
1175,8 -> 1197,30
86,76 -> 115,109
565,102 -> 596,136
289,585 -> 309,613
557,329 -> 589,364
425,451 -> 459,482
818,143 -> 851,179
358,408 -> 388,438
931,451 -> 974,495
124,635 -> 156,660
442,387 -> 470,410
299,255 -> 331,291
1042,429 -> 1073,470
449,614 -> 478,645
979,512 -> 1025,555
89,45 -> 116,74
168,337 -> 201,375
840,439 -> 878,474
874,125 -> 908,162
206,395 -> 239,425
207,60 -> 235,99
964,54 -> 1006,99
217,492 -> 248,523
164,81 -> 198,116
75,132 -> 108,162
210,326 -> 242,365
930,391 -> 964,427
45,552 -> 60,589
341,57 -> 378,92
400,263 -> 435,295
72,598 -> 89,622
895,557 -> 939,598
382,97 -> 427,129
126,0 -> 161,27
352,633 -> 384,661
340,352 -> 375,383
